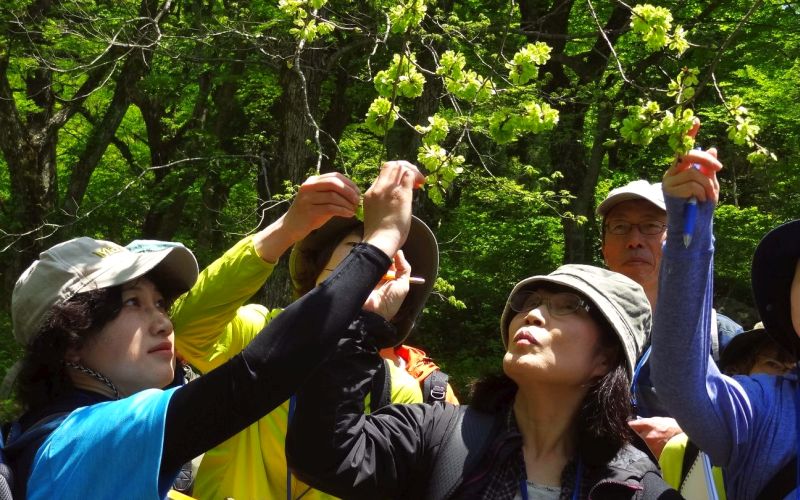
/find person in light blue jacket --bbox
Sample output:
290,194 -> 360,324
650,142 -> 800,499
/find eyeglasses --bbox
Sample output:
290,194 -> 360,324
604,220 -> 667,236
509,291 -> 591,317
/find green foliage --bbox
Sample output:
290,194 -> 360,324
436,51 -> 493,103
374,53 -> 426,99
620,101 -> 696,153
387,0 -> 428,33
488,102 -> 559,145
365,97 -> 399,135
630,4 -> 688,54
506,42 -> 552,85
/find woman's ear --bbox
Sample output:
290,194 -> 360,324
591,344 -> 618,380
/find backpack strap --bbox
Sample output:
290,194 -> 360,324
369,358 -> 393,412
422,370 -> 448,404
640,470 -> 684,499
755,456 -> 797,500
426,406 -> 497,500
2,412 -> 69,499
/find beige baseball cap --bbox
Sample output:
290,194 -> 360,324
12,237 -> 198,345
596,180 -> 665,217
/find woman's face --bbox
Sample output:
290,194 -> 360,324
75,277 -> 175,396
315,230 -> 362,285
503,288 -> 612,388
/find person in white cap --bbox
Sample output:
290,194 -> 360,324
3,161 -> 424,499
597,180 -> 668,309
286,264 -> 681,498
597,179 -> 743,457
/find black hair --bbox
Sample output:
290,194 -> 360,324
293,222 -> 364,298
15,272 -> 178,413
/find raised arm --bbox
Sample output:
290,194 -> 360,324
160,162 -> 424,477
650,143 -> 751,465
170,172 -> 361,370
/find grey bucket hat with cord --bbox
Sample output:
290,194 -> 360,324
499,264 -> 651,377
289,215 -> 439,346
12,237 -> 198,346
752,219 -> 800,356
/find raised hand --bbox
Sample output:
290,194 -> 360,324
255,172 -> 360,262
662,120 -> 723,204
363,250 -> 412,321
283,173 -> 361,240
362,161 -> 425,260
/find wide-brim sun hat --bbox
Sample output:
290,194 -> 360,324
12,237 -> 198,346
500,264 -> 651,377
596,180 -> 665,217
752,219 -> 800,355
290,215 -> 438,345
719,322 -> 766,372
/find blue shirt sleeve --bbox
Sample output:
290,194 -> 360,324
27,388 -> 177,500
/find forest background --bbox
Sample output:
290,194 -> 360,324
1,0 -> 798,405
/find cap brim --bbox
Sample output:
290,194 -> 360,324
596,192 -> 666,217
75,246 -> 198,299
752,220 -> 800,355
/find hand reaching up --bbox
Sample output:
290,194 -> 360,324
662,119 -> 723,205
255,172 -> 361,262
363,250 -> 411,321
362,161 -> 425,260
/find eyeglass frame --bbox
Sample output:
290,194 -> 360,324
603,220 -> 667,237
509,290 -> 591,317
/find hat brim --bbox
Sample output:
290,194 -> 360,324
719,327 -> 766,372
596,192 -> 666,217
73,245 -> 198,300
752,220 -> 800,355
500,273 -> 642,377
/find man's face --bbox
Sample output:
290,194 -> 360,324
601,199 -> 667,291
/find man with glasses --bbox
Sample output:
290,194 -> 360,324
597,179 -> 742,455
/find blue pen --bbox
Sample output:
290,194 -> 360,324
683,146 -> 702,247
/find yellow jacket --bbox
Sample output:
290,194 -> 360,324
170,236 -> 422,500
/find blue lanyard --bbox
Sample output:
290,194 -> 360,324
630,345 -> 651,409
519,459 -> 582,500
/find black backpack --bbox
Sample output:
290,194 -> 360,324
370,359 -> 450,411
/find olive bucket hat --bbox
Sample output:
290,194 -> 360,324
289,215 -> 438,345
752,219 -> 800,356
499,264 -> 651,377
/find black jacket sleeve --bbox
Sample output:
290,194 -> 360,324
285,310 -> 457,499
160,243 -> 392,474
